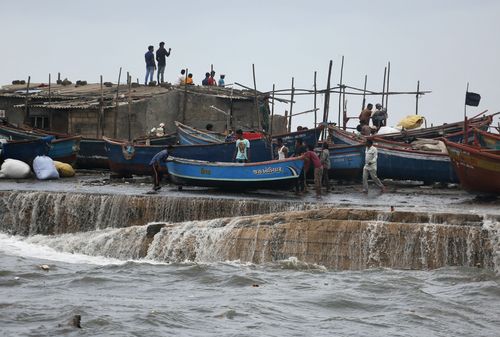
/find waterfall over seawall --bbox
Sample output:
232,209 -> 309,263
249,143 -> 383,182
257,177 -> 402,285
0,191 -> 315,235
18,208 -> 500,271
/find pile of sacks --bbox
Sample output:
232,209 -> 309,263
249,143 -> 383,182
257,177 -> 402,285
0,156 -> 75,180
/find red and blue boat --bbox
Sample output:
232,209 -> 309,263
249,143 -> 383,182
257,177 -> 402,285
166,156 -> 304,190
444,131 -> 500,194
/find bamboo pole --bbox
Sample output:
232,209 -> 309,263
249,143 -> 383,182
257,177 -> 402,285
415,80 -> 420,115
99,75 -> 104,137
270,84 -> 275,136
24,76 -> 30,125
314,71 -> 318,146
114,67 -> 122,138
361,75 -> 367,110
385,62 -> 390,110
127,75 -> 132,141
288,77 -> 295,133
342,84 -> 346,130
338,56 -> 344,127
381,66 -> 387,107
464,82 -> 469,119
252,64 -> 261,129
323,60 -> 333,139
270,84 -> 275,159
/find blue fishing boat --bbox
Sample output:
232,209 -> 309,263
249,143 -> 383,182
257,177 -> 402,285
374,138 -> 458,183
175,121 -> 224,145
1,136 -> 53,165
0,124 -> 80,165
104,136 -> 273,176
167,156 -> 304,190
327,127 -> 458,183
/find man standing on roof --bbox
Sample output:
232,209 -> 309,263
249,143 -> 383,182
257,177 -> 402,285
144,45 -> 156,85
208,71 -> 217,86
362,139 -> 386,194
234,129 -> 250,163
156,42 -> 171,84
202,72 -> 210,86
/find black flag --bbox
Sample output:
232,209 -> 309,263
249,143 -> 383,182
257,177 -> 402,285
465,92 -> 481,106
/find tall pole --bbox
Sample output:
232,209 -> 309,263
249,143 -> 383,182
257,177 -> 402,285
464,82 -> 469,119
252,63 -> 261,130
127,75 -> 132,141
385,62 -> 390,110
114,67 -> 122,138
323,60 -> 333,140
270,84 -> 275,137
337,55 -> 344,127
100,75 -> 104,137
288,77 -> 295,133
270,84 -> 275,159
313,71 -> 317,143
342,84 -> 347,130
361,75 -> 367,110
381,66 -> 387,106
415,80 -> 420,115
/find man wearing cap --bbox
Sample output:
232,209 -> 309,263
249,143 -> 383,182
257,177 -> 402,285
156,42 -> 171,84
372,104 -> 388,130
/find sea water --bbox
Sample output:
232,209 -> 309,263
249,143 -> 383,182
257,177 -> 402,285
1,233 -> 499,337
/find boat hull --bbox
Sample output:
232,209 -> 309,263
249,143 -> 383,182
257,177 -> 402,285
77,138 -> 109,169
167,157 -> 304,190
328,144 -> 365,180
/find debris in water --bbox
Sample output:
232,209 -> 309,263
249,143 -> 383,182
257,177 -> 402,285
252,284 -> 259,287
39,264 -> 50,271
72,315 -> 82,328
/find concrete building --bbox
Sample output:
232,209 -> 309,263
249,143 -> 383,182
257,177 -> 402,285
0,82 -> 287,139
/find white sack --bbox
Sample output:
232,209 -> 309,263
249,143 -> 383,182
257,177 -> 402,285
0,158 -> 31,179
33,155 -> 59,180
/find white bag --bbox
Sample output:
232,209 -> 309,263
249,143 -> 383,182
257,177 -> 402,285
0,159 -> 31,179
33,155 -> 59,180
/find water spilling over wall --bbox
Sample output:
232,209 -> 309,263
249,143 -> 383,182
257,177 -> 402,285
19,208 -> 499,271
0,191 -> 315,236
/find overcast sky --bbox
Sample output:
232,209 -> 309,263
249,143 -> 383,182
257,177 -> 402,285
1,0 -> 499,129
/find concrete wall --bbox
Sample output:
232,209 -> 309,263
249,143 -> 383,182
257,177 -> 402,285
1,87 -> 287,139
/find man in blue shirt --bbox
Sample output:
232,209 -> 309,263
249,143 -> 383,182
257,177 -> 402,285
144,45 -> 156,85
149,146 -> 172,191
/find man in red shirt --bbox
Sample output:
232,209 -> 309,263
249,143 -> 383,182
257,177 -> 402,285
303,144 -> 323,198
208,71 -> 217,86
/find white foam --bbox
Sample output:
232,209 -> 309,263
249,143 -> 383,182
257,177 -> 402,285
0,233 -> 126,266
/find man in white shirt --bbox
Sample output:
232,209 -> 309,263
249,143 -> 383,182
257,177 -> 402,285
363,139 -> 386,193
